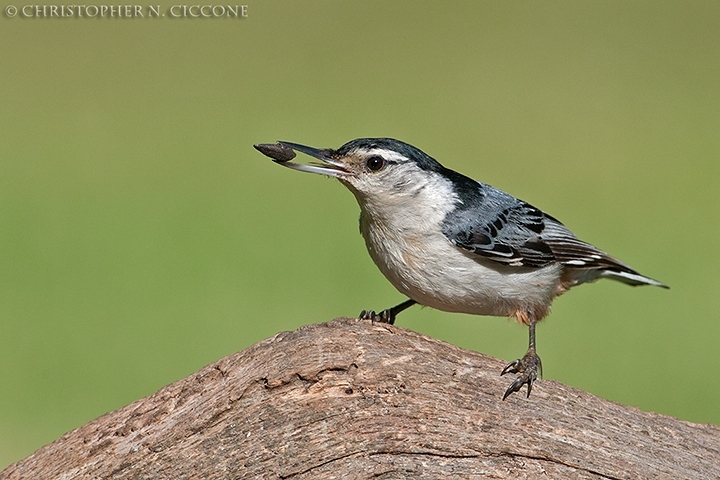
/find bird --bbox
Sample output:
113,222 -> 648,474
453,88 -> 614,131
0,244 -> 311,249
254,138 -> 667,400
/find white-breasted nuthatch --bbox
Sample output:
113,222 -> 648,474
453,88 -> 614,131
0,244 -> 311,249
254,138 -> 667,399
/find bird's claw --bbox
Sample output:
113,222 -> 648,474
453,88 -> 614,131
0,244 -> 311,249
501,349 -> 542,400
358,309 -> 395,325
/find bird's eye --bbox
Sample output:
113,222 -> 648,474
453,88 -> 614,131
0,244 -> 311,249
366,155 -> 385,172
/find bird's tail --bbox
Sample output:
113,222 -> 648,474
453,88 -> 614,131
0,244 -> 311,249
594,268 -> 668,288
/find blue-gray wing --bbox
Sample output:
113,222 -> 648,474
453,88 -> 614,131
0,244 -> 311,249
440,181 -> 636,271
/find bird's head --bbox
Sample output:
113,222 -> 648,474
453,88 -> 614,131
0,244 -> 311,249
254,138 -> 448,205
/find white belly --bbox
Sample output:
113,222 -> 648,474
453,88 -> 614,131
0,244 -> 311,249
360,211 -> 562,318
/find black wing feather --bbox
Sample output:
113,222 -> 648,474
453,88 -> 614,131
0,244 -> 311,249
440,178 -> 556,268
440,174 -> 639,274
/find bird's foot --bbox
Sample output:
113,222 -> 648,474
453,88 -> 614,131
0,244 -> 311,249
358,309 -> 396,325
501,349 -> 542,400
359,299 -> 416,326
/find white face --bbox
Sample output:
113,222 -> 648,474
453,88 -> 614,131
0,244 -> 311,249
331,148 -> 465,243
338,147 -> 422,192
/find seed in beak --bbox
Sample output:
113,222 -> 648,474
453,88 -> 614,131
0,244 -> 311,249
254,143 -> 297,163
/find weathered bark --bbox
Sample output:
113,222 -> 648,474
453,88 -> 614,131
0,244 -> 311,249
2,317 -> 719,479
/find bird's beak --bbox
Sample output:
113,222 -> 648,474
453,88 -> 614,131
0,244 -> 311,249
254,141 -> 349,178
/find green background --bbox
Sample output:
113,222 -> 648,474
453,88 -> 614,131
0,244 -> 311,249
1,1 -> 718,469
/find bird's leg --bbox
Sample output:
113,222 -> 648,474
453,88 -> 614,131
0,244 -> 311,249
359,299 -> 417,325
501,320 -> 542,400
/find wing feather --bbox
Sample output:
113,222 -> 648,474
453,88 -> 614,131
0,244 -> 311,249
441,179 -> 637,273
438,171 -> 667,287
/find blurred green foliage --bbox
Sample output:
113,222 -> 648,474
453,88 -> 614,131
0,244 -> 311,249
1,0 -> 719,469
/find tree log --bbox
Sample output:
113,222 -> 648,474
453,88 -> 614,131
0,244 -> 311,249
2,317 -> 719,479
